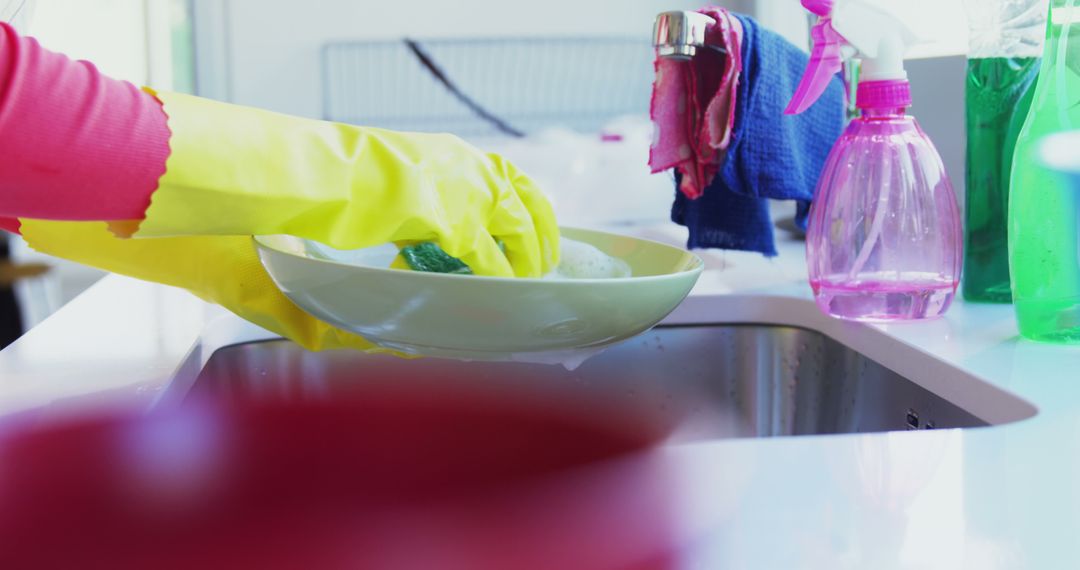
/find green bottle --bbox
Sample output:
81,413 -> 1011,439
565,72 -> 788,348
963,0 -> 1045,303
1008,0 -> 1080,342
964,59 -> 1040,302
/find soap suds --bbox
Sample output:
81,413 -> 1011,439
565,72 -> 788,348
544,238 -> 632,280
306,237 -> 631,280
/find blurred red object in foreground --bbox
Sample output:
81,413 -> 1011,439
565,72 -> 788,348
0,374 -> 679,570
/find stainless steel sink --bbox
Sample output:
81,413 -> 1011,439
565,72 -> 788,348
186,324 -> 995,442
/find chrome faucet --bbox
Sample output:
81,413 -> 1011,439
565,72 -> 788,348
652,11 -> 722,60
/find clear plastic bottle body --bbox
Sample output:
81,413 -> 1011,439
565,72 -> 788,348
806,107 -> 963,321
1008,0 -> 1080,342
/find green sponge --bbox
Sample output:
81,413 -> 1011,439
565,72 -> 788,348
398,241 -> 510,275
399,242 -> 473,274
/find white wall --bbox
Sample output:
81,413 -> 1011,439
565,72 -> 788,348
209,0 -> 705,117
25,0 -> 176,89
28,0 -> 148,84
875,0 -> 968,60
204,0 -> 968,119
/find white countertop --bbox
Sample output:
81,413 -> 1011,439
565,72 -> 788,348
3,224 -> 1080,569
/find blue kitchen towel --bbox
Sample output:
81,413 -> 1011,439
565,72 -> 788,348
671,13 -> 845,257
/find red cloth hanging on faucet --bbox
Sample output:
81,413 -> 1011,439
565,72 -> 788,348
648,7 -> 743,199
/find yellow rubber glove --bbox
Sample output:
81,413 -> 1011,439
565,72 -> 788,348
131,91 -> 559,278
18,219 -> 392,353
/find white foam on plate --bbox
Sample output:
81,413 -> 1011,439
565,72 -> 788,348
304,237 -> 631,280
543,238 -> 632,280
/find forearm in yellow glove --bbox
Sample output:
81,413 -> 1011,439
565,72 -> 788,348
131,91 -> 560,278
19,219 -> 390,353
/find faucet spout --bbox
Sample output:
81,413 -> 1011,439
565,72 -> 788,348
653,11 -> 719,60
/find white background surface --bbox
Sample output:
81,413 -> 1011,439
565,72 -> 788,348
19,0 -> 971,103
205,0 -> 969,118
213,0 -> 705,118
26,0 -> 177,88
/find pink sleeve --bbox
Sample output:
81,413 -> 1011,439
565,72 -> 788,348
0,22 -> 170,226
0,217 -> 18,234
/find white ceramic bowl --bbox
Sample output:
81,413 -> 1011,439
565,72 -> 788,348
254,227 -> 703,359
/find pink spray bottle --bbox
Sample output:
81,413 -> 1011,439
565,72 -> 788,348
787,0 -> 962,321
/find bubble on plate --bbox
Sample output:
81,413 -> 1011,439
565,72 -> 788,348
545,238 -> 631,280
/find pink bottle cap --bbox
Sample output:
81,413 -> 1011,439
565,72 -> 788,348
856,79 -> 911,110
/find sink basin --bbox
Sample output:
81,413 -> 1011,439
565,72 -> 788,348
186,324 -> 1008,441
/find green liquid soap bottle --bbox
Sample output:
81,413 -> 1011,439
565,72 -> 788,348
1008,0 -> 1080,342
963,0 -> 1045,303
